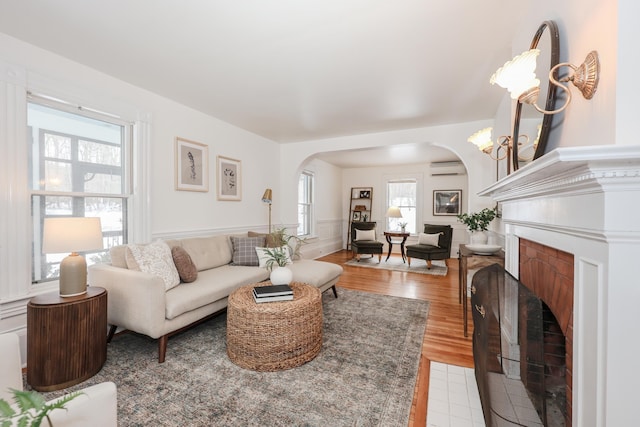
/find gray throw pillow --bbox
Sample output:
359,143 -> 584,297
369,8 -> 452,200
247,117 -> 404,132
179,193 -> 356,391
231,236 -> 266,266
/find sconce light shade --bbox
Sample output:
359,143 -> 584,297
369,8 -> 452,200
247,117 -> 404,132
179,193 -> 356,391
261,188 -> 272,204
491,49 -> 600,115
386,206 -> 403,218
490,49 -> 541,100
42,217 -> 103,297
468,127 -> 495,153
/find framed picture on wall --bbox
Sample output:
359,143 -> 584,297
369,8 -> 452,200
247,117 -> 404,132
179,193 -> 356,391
217,155 -> 242,201
175,137 -> 208,192
433,190 -> 461,216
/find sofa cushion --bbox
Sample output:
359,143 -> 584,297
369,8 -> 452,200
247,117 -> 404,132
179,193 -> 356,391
164,265 -> 269,319
418,232 -> 441,247
180,235 -> 232,271
109,245 -> 128,268
287,260 -> 343,288
125,241 -> 180,291
230,236 -> 265,266
171,246 -> 198,283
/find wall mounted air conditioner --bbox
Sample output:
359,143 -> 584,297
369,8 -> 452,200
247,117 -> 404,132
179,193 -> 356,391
429,161 -> 467,176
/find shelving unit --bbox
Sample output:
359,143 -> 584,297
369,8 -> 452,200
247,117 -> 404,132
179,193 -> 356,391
347,187 -> 373,250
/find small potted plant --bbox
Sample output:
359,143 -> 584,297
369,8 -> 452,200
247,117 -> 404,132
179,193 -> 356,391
261,227 -> 310,285
457,207 -> 497,244
0,389 -> 81,427
398,222 -> 408,233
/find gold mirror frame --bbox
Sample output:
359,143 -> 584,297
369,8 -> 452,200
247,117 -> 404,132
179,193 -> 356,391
511,20 -> 560,170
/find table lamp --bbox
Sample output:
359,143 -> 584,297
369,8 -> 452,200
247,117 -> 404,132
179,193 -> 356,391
42,217 -> 104,297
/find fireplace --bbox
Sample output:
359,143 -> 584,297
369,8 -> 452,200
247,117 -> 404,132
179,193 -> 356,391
476,146 -> 640,426
471,239 -> 573,426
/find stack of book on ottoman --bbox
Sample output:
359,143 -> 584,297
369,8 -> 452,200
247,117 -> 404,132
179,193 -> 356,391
253,284 -> 294,303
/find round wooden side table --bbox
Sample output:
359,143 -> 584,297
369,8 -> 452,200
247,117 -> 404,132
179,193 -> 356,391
226,282 -> 323,372
27,286 -> 107,391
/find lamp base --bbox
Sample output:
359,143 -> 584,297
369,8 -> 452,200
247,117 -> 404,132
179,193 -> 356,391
59,253 -> 88,297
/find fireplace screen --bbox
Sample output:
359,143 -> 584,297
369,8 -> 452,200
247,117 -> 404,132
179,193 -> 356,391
471,264 -> 567,427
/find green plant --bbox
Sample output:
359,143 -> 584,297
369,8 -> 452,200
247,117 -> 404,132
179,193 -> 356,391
268,227 -> 307,260
0,389 -> 82,427
262,246 -> 291,271
457,208 -> 497,232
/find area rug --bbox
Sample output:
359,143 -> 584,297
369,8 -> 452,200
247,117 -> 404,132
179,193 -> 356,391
345,256 -> 448,276
38,288 -> 430,426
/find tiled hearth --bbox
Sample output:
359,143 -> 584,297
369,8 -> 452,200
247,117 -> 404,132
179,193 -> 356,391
479,146 -> 640,426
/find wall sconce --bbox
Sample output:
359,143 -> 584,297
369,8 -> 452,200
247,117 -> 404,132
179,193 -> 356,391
42,217 -> 104,297
491,49 -> 599,114
261,188 -> 273,233
468,127 -> 535,175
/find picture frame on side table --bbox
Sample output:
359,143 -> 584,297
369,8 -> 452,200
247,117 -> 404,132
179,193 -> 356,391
433,190 -> 461,216
217,155 -> 242,201
175,137 -> 208,192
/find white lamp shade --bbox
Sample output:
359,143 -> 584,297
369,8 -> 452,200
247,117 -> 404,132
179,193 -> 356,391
468,127 -> 494,152
42,217 -> 104,254
490,49 -> 541,100
386,206 -> 403,218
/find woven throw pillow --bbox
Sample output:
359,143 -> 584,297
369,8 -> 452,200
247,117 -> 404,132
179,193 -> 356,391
247,231 -> 280,248
231,236 -> 265,266
255,246 -> 292,269
171,246 -> 198,283
125,240 -> 180,291
355,228 -> 376,241
418,232 -> 441,247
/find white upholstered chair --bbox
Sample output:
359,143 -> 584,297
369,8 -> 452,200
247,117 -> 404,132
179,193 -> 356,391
0,333 -> 118,427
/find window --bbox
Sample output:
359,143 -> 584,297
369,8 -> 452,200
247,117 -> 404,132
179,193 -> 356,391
297,171 -> 314,236
387,180 -> 417,234
28,97 -> 132,283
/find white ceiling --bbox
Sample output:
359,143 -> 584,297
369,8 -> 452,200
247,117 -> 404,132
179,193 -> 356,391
0,0 -> 525,165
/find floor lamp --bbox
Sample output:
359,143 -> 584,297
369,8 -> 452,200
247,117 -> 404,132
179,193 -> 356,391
262,188 -> 273,234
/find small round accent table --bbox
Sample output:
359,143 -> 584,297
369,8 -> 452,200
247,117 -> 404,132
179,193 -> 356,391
27,286 -> 107,391
226,281 -> 323,371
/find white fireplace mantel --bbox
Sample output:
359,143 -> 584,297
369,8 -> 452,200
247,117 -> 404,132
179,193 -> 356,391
478,145 -> 640,427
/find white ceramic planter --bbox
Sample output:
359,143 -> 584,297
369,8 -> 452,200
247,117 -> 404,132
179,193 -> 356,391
470,230 -> 488,245
270,266 -> 293,285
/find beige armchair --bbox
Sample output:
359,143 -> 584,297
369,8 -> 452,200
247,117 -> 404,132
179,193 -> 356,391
0,333 -> 118,427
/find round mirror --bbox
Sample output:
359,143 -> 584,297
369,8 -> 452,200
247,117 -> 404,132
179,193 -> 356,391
511,20 -> 560,170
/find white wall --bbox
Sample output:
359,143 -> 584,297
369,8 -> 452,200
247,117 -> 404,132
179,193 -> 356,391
341,163 -> 470,254
0,33 -> 280,340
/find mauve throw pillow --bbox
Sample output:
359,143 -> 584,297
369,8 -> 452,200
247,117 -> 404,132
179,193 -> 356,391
171,246 -> 198,283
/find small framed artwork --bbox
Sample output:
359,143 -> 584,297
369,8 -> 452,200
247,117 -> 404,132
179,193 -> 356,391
359,190 -> 371,199
433,190 -> 462,216
175,137 -> 208,192
217,155 -> 241,201
352,211 -> 362,221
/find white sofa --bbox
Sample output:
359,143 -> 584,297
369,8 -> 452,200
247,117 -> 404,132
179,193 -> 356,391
0,333 -> 117,427
88,234 -> 343,363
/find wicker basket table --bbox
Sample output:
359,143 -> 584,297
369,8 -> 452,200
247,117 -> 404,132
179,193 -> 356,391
226,281 -> 323,371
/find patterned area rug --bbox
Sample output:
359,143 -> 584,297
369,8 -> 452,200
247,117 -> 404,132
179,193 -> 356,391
38,288 -> 430,426
345,256 -> 448,276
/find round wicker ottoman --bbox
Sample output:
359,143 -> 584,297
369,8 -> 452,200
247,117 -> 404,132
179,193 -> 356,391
226,281 -> 323,371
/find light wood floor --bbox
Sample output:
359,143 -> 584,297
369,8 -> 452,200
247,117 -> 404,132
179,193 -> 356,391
317,250 -> 474,427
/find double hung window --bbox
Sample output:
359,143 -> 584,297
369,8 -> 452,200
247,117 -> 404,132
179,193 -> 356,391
297,171 -> 314,236
387,180 -> 417,234
28,97 -> 132,283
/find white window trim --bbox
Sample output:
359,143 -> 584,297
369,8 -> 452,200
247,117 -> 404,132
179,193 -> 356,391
0,63 -> 150,307
382,173 -> 423,235
298,170 -> 314,237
